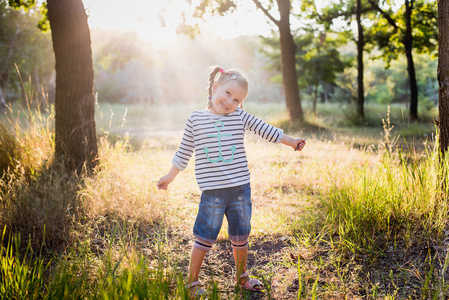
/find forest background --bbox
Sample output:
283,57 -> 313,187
0,0 -> 438,119
0,0 -> 447,299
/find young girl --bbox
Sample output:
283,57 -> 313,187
157,66 -> 306,297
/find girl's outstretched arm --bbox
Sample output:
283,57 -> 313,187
282,134 -> 306,151
157,166 -> 180,190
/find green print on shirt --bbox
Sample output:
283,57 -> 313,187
203,120 -> 236,163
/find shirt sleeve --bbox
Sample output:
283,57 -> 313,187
240,109 -> 284,143
172,116 -> 195,171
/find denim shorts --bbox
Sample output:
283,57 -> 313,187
193,183 -> 252,243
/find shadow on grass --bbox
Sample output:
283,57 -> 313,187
0,161 -> 82,253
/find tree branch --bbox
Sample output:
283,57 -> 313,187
252,0 -> 280,27
367,0 -> 399,31
312,4 -> 373,28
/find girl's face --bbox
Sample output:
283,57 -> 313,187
210,80 -> 247,115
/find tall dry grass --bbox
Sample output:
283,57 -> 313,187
0,99 -> 167,250
0,101 -> 73,250
1,100 -> 448,298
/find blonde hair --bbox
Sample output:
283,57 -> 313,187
206,66 -> 248,110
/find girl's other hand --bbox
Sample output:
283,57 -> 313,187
157,175 -> 172,190
281,134 -> 306,151
157,166 -> 180,190
294,138 -> 306,151
157,175 -> 171,190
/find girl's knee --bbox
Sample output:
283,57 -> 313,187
193,237 -> 215,252
231,238 -> 248,250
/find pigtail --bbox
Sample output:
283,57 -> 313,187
206,66 -> 222,109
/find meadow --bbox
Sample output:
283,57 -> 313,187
1,99 -> 448,299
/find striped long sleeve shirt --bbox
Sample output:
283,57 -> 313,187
172,108 -> 284,191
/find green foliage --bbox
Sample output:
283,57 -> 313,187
298,31 -> 351,108
0,4 -> 54,102
46,229 -> 180,299
175,0 -> 238,39
325,141 -> 448,256
364,54 -> 438,105
366,0 -> 438,64
0,227 -> 49,299
412,1 -> 438,54
259,34 -> 282,72
261,28 -> 351,110
36,2 -> 49,32
300,0 -> 353,31
6,0 -> 34,9
192,0 -> 236,18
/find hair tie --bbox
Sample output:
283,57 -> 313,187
219,68 -> 237,80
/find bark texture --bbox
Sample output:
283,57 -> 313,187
356,0 -> 365,119
438,0 -> 449,155
47,0 -> 98,172
404,0 -> 419,120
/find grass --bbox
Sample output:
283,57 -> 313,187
1,98 -> 448,298
0,227 -> 49,299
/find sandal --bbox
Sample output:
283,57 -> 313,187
186,281 -> 205,298
238,272 -> 266,292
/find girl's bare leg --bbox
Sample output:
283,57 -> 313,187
188,246 -> 207,284
233,247 -> 249,285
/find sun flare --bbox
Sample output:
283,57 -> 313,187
83,0 -> 271,48
84,0 -> 188,46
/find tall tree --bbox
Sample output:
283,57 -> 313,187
252,0 -> 304,122
355,0 -> 365,119
7,0 -> 98,172
367,0 -> 437,120
438,0 -> 449,155
302,0 -> 373,120
47,0 -> 97,172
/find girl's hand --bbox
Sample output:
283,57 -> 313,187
157,175 -> 173,190
282,134 -> 306,151
294,138 -> 306,151
157,166 -> 181,190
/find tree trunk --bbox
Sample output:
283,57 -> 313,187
277,0 -> 304,122
438,0 -> 449,156
356,0 -> 365,119
367,0 -> 419,120
404,0 -> 419,121
252,0 -> 304,122
47,0 -> 98,172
